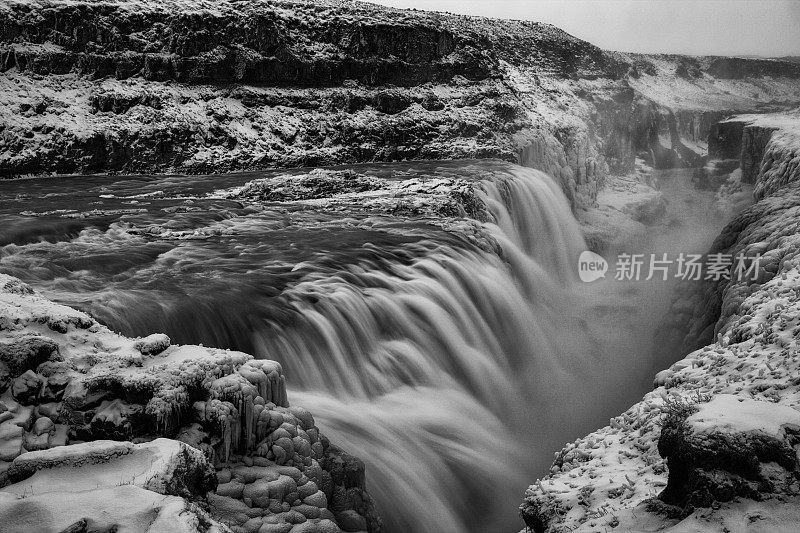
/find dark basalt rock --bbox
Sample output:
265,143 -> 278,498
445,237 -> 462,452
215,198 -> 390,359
708,56 -> 800,79
742,125 -> 779,187
0,0 -> 494,86
321,444 -> 382,533
372,88 -> 412,114
709,120 -> 746,160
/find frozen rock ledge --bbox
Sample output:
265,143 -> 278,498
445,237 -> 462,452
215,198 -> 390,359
0,274 -> 381,533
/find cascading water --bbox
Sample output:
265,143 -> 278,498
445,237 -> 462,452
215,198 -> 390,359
0,162 -> 680,532
249,169 -> 590,531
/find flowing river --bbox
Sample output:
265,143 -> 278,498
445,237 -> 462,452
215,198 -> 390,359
0,160 -> 736,532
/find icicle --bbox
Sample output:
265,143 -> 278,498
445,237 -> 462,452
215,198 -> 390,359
221,417 -> 232,463
254,405 -> 268,444
244,395 -> 254,451
279,375 -> 288,407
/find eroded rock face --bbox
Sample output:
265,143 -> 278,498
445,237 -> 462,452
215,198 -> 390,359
0,0 -> 488,86
0,274 -> 381,533
709,119 -> 746,160
707,57 -> 800,79
0,0 -> 621,200
743,125 -> 779,186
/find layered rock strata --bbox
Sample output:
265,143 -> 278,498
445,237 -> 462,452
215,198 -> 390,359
3,0 -> 800,213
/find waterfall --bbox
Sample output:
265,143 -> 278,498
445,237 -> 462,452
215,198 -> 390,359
244,167 -> 590,532
0,164 -> 601,532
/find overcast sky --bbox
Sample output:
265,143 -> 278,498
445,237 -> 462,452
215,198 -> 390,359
365,0 -> 800,57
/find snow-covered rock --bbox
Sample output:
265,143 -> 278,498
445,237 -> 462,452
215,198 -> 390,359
0,438 -> 228,533
708,111 -> 800,194
0,274 -> 380,532
0,485 -> 230,533
133,333 -> 171,355
658,395 -> 800,509
4,438 -> 216,498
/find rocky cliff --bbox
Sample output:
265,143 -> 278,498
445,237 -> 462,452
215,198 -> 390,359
0,274 -> 380,533
3,0 -> 800,212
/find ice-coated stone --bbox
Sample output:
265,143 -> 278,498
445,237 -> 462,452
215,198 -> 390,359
0,276 -> 380,530
133,333 -> 171,355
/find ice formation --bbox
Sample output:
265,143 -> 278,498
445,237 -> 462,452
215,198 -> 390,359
0,274 -> 380,533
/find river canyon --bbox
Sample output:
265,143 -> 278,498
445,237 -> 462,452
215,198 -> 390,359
2,2 -> 800,533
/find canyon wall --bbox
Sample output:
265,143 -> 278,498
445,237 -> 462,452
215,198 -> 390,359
520,111 -> 800,533
3,0 -> 800,213
661,112 -> 800,355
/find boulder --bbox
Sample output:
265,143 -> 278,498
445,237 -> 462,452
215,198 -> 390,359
90,399 -> 144,439
133,333 -> 171,355
658,395 -> 800,510
0,336 -> 60,377
372,90 -> 412,115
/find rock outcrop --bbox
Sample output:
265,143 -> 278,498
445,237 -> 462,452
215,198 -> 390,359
0,273 -> 380,533
658,395 -> 800,511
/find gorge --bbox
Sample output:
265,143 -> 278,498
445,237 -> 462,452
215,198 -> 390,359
2,1 -> 800,533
